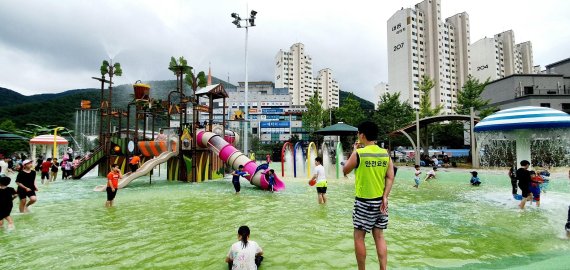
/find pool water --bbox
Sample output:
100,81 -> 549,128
1,166 -> 569,269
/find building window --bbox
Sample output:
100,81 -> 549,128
540,103 -> 551,108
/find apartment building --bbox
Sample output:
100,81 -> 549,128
387,0 -> 470,114
275,43 -> 339,108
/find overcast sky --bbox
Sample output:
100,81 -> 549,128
1,0 -> 569,99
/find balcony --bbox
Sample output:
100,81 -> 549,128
515,87 -> 570,98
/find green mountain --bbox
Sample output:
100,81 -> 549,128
0,80 -> 372,132
339,90 -> 374,110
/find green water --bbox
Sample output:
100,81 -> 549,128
1,166 -> 569,269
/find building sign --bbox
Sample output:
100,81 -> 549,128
261,108 -> 284,114
261,115 -> 280,120
260,121 -> 290,128
249,108 -> 258,114
260,101 -> 289,106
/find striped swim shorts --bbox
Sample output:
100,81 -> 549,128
352,197 -> 388,232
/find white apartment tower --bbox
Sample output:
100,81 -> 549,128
470,30 -> 534,81
516,41 -> 534,74
275,43 -> 339,108
315,68 -> 340,109
387,0 -> 470,114
374,82 -> 390,109
274,43 -> 315,106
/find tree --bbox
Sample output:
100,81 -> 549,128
418,75 -> 443,118
417,75 -> 443,155
302,91 -> 326,139
455,75 -> 496,119
0,119 -> 17,132
334,93 -> 366,127
374,92 -> 415,150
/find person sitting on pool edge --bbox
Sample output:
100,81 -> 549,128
226,225 -> 263,270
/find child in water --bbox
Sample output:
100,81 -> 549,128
529,171 -> 544,207
413,165 -> 421,188
0,176 -> 17,229
226,226 -> 263,270
470,171 -> 481,186
424,167 -> 437,181
266,169 -> 275,192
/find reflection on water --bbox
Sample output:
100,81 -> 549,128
1,167 -> 569,269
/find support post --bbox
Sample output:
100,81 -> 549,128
470,107 -> 480,168
415,110 -> 420,166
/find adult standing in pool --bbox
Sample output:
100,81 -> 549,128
343,121 -> 395,270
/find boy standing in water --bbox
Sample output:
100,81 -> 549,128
343,121 -> 395,270
413,165 -> 421,188
266,169 -> 276,193
470,171 -> 481,186
517,160 -> 532,209
310,157 -> 327,203
0,176 -> 17,229
106,164 -> 121,207
231,165 -> 249,194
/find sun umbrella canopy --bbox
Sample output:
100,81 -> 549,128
315,122 -> 358,136
30,134 -> 68,145
0,129 -> 28,140
474,106 -> 570,132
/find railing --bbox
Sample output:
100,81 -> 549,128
515,87 -> 569,98
72,145 -> 105,179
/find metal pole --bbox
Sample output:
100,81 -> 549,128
415,110 -> 420,166
470,107 -> 479,168
244,25 -> 249,154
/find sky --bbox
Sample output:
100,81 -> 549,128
1,0 -> 569,99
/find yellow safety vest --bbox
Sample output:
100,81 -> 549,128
355,145 -> 390,199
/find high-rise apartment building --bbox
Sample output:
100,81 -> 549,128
374,82 -> 390,109
275,43 -> 315,106
470,30 -> 534,81
516,41 -> 534,74
315,68 -> 340,109
275,43 -> 339,108
387,0 -> 470,114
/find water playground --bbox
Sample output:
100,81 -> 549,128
4,59 -> 570,268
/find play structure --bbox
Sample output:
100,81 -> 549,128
474,106 -> 570,167
73,59 -> 281,191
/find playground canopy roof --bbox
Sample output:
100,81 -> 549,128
389,114 -> 479,136
0,129 -> 28,140
474,106 -> 570,132
315,122 -> 358,136
195,83 -> 228,99
30,134 -> 68,145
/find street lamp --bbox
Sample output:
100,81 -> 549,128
231,9 -> 257,154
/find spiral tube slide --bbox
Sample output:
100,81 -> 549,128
197,131 -> 285,191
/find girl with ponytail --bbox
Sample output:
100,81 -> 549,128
226,225 -> 264,269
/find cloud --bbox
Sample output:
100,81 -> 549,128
0,0 -> 569,103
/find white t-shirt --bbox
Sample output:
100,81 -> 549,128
414,169 -> 421,178
427,169 -> 436,176
314,164 -> 326,184
227,240 -> 262,270
0,160 -> 8,175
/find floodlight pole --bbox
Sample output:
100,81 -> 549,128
231,9 -> 257,154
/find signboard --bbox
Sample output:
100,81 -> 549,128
249,108 -> 258,114
260,101 -> 289,106
261,108 -> 284,114
260,121 -> 290,128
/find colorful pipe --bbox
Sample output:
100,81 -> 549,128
307,142 -> 316,178
281,142 -> 293,177
336,142 -> 342,179
293,142 -> 303,178
197,131 -> 285,191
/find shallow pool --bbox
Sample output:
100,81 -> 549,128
1,166 -> 569,269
